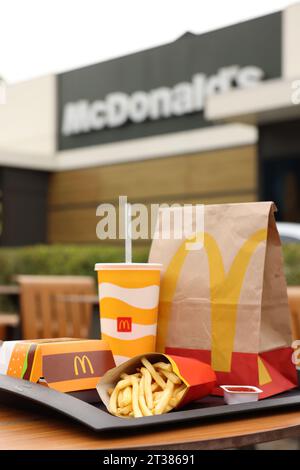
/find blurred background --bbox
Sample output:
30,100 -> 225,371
0,0 -> 300,343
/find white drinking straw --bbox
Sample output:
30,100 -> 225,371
125,202 -> 132,263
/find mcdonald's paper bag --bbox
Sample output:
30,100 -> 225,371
97,352 -> 216,414
0,338 -> 115,394
149,202 -> 297,398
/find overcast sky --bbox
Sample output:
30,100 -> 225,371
1,0 -> 295,83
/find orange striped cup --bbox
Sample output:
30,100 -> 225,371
95,263 -> 162,365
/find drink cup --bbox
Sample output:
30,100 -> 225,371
95,263 -> 162,365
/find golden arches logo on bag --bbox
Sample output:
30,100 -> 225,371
157,228 -> 267,372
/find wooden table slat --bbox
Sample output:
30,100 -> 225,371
0,286 -> 20,295
0,313 -> 19,327
0,404 -> 300,449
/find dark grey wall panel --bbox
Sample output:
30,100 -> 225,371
57,12 -> 282,150
0,168 -> 49,246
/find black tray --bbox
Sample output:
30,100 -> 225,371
1,374 -> 300,432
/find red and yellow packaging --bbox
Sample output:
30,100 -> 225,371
0,338 -> 115,393
97,352 -> 216,411
95,262 -> 162,366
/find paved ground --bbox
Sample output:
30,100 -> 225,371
256,438 -> 300,450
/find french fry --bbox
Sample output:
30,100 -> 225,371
141,357 -> 166,390
138,376 -> 153,416
107,356 -> 188,418
131,376 -> 143,418
109,378 -> 132,415
153,391 -> 163,401
154,379 -> 174,415
117,389 -> 124,407
115,377 -> 132,390
122,386 -> 132,407
117,404 -> 132,415
121,372 -> 141,380
153,362 -> 172,372
176,387 -> 187,403
141,367 -> 154,410
173,383 -> 186,396
160,369 -> 182,384
108,386 -> 118,415
169,396 -> 181,408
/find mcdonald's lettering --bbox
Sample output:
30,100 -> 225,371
74,355 -> 94,376
117,317 -> 132,332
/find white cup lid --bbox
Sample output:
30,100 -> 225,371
95,262 -> 162,271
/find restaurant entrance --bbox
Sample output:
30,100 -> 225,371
0,167 -> 49,246
259,119 -> 300,223
261,157 -> 300,222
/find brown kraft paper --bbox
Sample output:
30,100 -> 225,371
149,202 -> 297,398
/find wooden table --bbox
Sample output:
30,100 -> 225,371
0,288 -> 299,449
1,403 -> 300,450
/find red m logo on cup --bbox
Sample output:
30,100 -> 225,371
117,317 -> 132,332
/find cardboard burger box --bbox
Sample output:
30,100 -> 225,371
0,338 -> 115,400
98,352 -> 216,413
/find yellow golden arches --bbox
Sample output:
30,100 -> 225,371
156,232 -> 225,354
156,229 -> 267,373
211,229 -> 267,371
74,355 -> 94,376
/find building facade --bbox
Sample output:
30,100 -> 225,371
0,3 -> 300,245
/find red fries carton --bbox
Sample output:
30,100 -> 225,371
97,352 -> 216,413
168,354 -> 217,407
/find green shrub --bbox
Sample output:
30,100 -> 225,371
1,242 -> 300,312
282,244 -> 300,286
0,244 -> 150,282
0,244 -> 149,311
